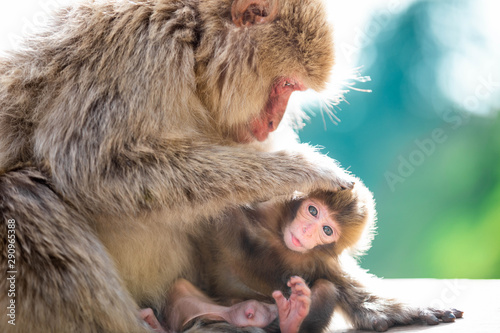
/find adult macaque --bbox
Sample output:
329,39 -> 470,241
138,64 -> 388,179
166,184 -> 462,333
0,0 -> 354,332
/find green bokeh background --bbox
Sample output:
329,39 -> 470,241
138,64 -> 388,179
300,0 -> 500,278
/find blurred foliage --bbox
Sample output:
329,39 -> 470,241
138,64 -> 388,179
300,0 -> 500,278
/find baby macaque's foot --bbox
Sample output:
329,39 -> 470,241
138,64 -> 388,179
367,307 -> 464,332
418,307 -> 464,325
272,276 -> 311,333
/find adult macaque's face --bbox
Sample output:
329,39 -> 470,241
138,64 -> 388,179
247,78 -> 306,142
283,199 -> 339,253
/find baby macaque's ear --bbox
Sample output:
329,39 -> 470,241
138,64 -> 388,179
231,0 -> 279,27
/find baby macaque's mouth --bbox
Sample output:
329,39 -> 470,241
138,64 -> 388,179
291,233 -> 302,248
250,77 -> 306,141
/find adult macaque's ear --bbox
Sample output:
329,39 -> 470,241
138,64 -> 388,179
231,0 -> 279,27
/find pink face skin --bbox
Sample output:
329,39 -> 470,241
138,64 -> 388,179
283,199 -> 339,253
234,77 -> 306,143
249,77 -> 306,142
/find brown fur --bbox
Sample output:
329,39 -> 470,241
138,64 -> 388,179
0,0 -> 357,332
184,181 -> 375,332
183,183 -> 462,333
0,167 -> 150,332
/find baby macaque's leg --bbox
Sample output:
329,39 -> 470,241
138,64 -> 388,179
165,279 -> 278,331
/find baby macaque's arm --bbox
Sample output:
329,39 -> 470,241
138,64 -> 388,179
272,276 -> 312,333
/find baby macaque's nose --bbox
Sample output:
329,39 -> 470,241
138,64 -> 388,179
302,224 -> 315,236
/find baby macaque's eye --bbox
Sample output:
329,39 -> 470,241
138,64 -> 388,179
308,205 -> 318,217
323,226 -> 333,237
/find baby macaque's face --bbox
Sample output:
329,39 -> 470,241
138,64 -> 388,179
283,198 -> 339,253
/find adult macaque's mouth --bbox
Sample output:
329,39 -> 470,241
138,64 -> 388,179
250,77 -> 306,141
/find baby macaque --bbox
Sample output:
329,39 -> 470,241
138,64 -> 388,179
141,277 -> 310,333
141,183 -> 462,332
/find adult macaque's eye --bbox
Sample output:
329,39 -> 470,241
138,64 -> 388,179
308,205 -> 318,217
323,226 -> 333,236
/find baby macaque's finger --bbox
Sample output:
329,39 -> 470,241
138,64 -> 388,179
440,311 -> 456,323
424,314 -> 440,325
288,276 -> 311,296
288,276 -> 306,285
292,282 -> 310,297
426,308 -> 459,323
272,291 -> 288,309
297,295 -> 311,307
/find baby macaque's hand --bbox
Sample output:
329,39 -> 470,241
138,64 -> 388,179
140,308 -> 169,333
272,276 -> 311,333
